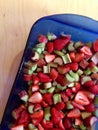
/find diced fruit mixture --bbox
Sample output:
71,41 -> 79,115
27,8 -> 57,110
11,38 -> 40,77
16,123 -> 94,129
11,33 -> 98,130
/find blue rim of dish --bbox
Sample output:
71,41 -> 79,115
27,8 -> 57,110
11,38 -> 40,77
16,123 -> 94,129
0,13 -> 98,129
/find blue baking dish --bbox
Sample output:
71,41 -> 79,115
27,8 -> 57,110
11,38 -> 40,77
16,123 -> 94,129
0,14 -> 98,130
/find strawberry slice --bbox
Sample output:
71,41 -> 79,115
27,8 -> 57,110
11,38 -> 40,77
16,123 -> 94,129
32,85 -> 39,92
66,88 -> 72,97
65,63 -> 78,71
24,74 -> 32,81
45,54 -> 55,63
84,80 -> 95,88
32,75 -> 39,85
38,34 -> 48,43
11,125 -> 24,130
75,52 -> 85,62
63,117 -> 72,129
74,91 -> 90,105
75,118 -> 82,126
41,101 -> 49,108
67,108 -> 81,118
33,103 -> 42,112
80,46 -> 92,56
30,110 -> 44,119
43,93 -> 53,105
37,59 -> 46,67
58,120 -> 65,130
85,103 -> 95,112
51,107 -> 64,124
50,68 -> 58,81
55,102 -> 65,111
41,120 -> 53,130
29,92 -> 42,103
54,36 -> 70,50
46,42 -> 54,53
72,101 -> 85,110
72,82 -> 81,93
69,52 -> 75,62
38,124 -> 45,130
93,39 -> 98,52
89,85 -> 98,94
61,91 -> 68,102
38,72 -> 52,82
58,66 -> 70,74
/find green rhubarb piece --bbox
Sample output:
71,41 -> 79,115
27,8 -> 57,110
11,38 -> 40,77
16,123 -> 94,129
84,68 -> 91,75
74,41 -> 83,48
91,66 -> 98,73
69,70 -> 79,81
44,107 -> 51,121
68,41 -> 75,51
77,69 -> 83,76
33,47 -> 42,54
28,81 -> 33,85
94,96 -> 98,106
62,54 -> 72,64
72,124 -> 79,129
21,95 -> 29,102
25,61 -> 33,68
80,123 -> 86,130
48,62 -> 58,68
30,63 -> 37,72
36,43 -> 45,49
56,84 -> 67,91
23,69 -> 33,75
94,108 -> 98,117
53,94 -> 61,104
28,105 -> 34,114
47,32 -> 57,40
66,101 -> 74,109
86,42 -> 92,48
81,112 -> 91,119
44,82 -> 52,89
81,76 -> 91,84
36,68 -> 42,72
28,124 -> 36,130
54,50 -> 65,56
66,73 -> 75,82
40,89 -> 47,94
43,66 -> 49,73
48,87 -> 55,93
62,48 -> 67,53
68,82 -> 74,87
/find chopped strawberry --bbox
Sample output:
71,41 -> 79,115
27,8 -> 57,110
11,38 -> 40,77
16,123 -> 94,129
38,124 -> 45,130
37,59 -> 46,67
80,46 -> 92,56
50,68 -> 58,81
58,120 -> 65,130
85,103 -> 95,112
51,107 -> 64,124
43,93 -> 53,105
88,61 -> 95,68
65,62 -> 78,71
38,34 -> 48,43
58,66 -> 70,74
61,91 -> 68,102
84,116 -> 92,126
11,125 -> 24,130
72,82 -> 81,93
72,101 -> 85,110
55,102 -> 65,111
89,85 -> 98,94
63,117 -> 72,129
69,52 -> 75,62
54,36 -> 70,50
29,92 -> 42,103
30,110 -> 44,119
46,42 -> 54,53
24,74 -> 32,81
81,91 -> 95,100
51,129 -> 61,130
84,80 -> 95,88
32,75 -> 39,85
93,39 -> 98,52
32,85 -> 39,92
75,52 -> 85,62
75,118 -> 82,126
41,120 -> 53,130
41,100 -> 49,108
33,103 -> 42,112
79,59 -> 89,69
66,88 -> 72,97
45,54 -> 55,63
38,72 -> 52,82
74,91 -> 90,105
67,108 -> 81,118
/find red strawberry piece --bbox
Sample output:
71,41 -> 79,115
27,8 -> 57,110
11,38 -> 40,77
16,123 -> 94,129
38,72 -> 52,82
74,91 -> 90,105
65,62 -> 78,71
66,88 -> 72,97
80,46 -> 92,56
75,52 -> 85,62
41,120 -> 53,130
33,103 -> 42,112
85,103 -> 95,112
80,90 -> 95,100
55,102 -> 65,111
88,61 -> 95,68
18,110 -> 30,127
79,59 -> 89,69
30,110 -> 44,119
58,120 -> 65,130
11,125 -> 24,130
29,92 -> 42,103
12,105 -> 25,120
63,117 -> 72,129
72,101 -> 85,110
72,82 -> 81,93
84,80 -> 95,88
84,116 -> 92,126
67,108 -> 81,118
51,129 -> 61,130
69,52 -> 75,62
50,68 -> 58,81
41,101 -> 49,108
32,85 -> 39,92
38,34 -> 48,43
38,124 -> 45,130
54,36 -> 70,50
89,85 -> 98,94
37,59 -> 46,67
18,90 -> 28,101
43,93 -> 53,105
45,54 -> 55,63
58,66 -> 70,74
61,91 -> 68,102
93,39 -> 98,52
51,107 -> 64,124
46,42 -> 54,53
75,118 -> 82,126
24,74 -> 32,81
32,75 -> 39,85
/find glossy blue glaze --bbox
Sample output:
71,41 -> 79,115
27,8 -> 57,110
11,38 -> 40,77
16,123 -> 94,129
0,14 -> 98,130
